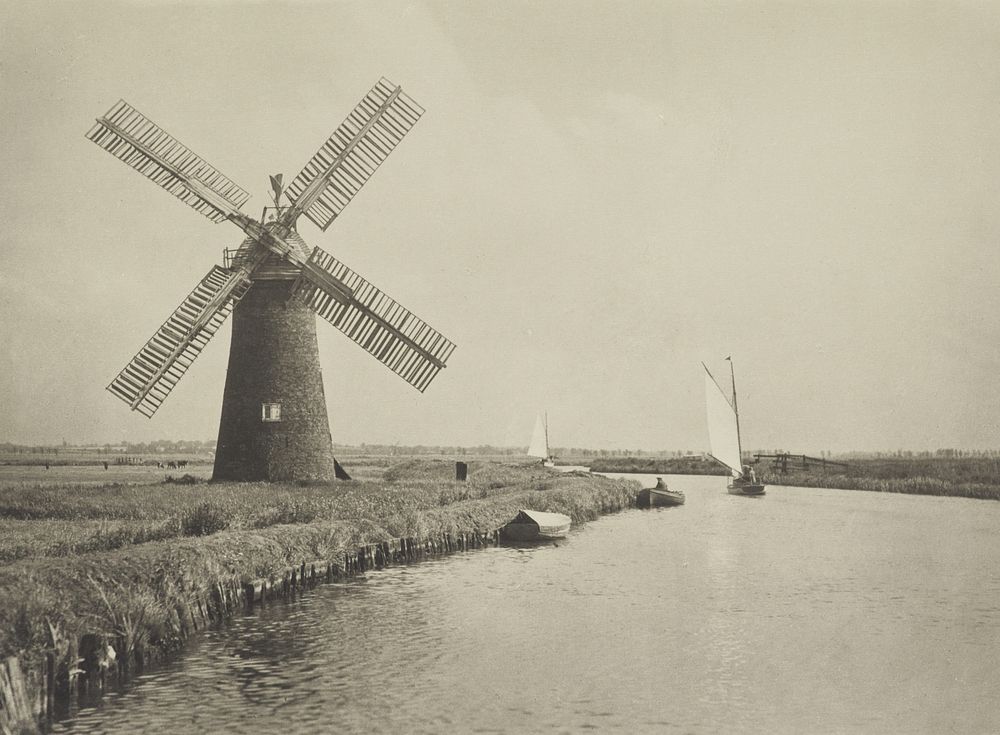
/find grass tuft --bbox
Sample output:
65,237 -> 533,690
180,502 -> 230,536
164,473 -> 201,485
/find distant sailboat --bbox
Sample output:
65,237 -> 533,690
703,358 -> 765,496
528,412 -> 555,467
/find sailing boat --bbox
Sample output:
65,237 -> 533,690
528,412 -> 555,467
703,358 -> 765,496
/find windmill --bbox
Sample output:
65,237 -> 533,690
87,78 -> 456,481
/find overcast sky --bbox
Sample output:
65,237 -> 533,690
2,1 -> 999,453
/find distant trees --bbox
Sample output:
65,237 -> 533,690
123,439 -> 216,455
2,440 -> 997,460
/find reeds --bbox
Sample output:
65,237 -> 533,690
760,457 -> 1000,500
0,459 -> 641,673
585,456 -> 727,476
0,519 -> 181,563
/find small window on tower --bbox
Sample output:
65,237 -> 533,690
262,403 -> 282,422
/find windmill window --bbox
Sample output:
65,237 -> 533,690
262,403 -> 282,422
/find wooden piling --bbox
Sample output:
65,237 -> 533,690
43,653 -> 54,721
77,635 -> 105,696
0,656 -> 39,735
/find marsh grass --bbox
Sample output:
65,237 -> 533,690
760,457 -> 1000,500
164,473 -> 201,485
180,502 -> 231,536
0,519 -> 181,563
0,460 -> 549,530
586,457 -> 728,475
0,458 -> 640,666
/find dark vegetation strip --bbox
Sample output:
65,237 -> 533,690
583,457 -> 728,475
759,471 -> 1000,500
758,457 -> 1000,500
0,461 -> 639,732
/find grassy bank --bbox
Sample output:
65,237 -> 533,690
759,457 -> 1000,500
583,456 -> 728,476
0,458 -> 639,728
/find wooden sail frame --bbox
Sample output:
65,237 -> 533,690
91,78 -> 455,420
284,78 -> 424,231
108,266 -> 253,417
290,246 -> 455,392
86,101 -> 250,222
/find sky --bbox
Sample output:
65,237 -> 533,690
2,0 -> 999,453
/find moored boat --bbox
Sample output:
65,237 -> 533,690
637,477 -> 686,507
500,509 -> 571,541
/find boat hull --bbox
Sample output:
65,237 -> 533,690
500,523 -> 570,541
727,483 -> 766,496
500,509 -> 572,542
637,488 -> 686,507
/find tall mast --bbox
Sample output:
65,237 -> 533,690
544,411 -> 550,458
727,356 -> 744,473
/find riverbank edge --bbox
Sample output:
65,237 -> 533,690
0,472 -> 640,734
757,472 -> 1000,500
595,468 -> 1000,501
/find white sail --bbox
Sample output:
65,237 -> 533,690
704,370 -> 743,478
528,413 -> 549,459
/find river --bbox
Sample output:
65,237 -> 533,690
51,474 -> 1000,733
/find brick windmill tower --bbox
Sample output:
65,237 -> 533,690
87,79 -> 455,481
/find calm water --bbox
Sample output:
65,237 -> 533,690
53,475 -> 1000,734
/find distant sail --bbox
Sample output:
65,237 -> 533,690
528,413 -> 548,459
704,370 -> 743,477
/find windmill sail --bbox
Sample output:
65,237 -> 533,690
290,245 -> 455,392
704,369 -> 743,478
86,100 -> 250,223
527,413 -> 549,459
107,266 -> 252,417
285,78 -> 424,231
